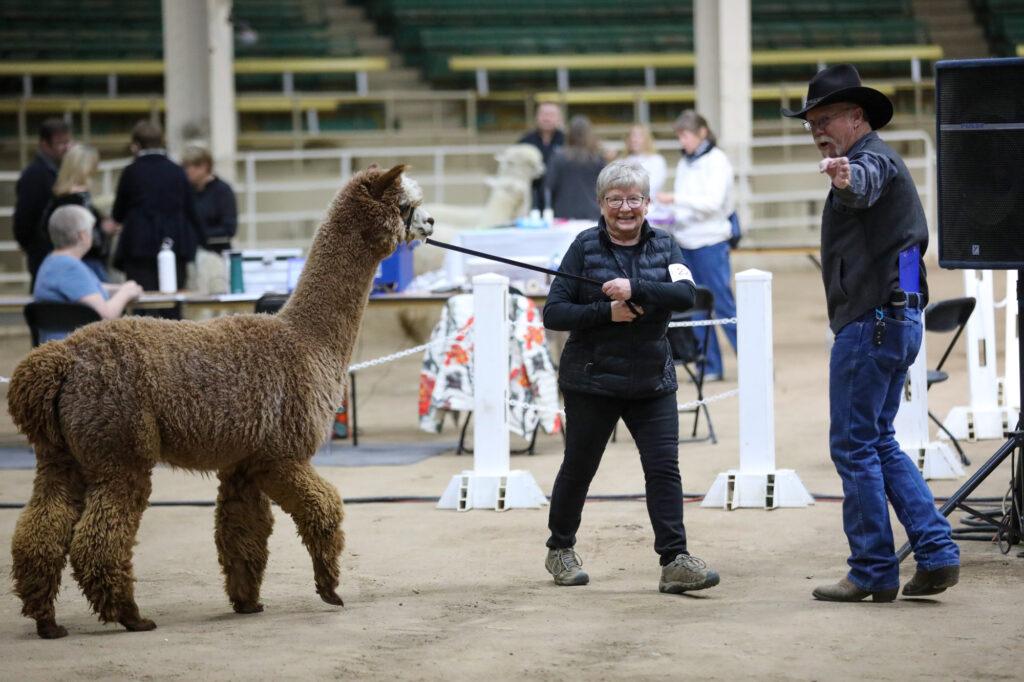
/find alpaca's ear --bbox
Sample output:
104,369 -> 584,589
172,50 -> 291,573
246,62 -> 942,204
370,164 -> 408,199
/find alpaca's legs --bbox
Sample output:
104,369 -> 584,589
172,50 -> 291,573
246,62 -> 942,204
215,465 -> 274,614
69,467 -> 155,632
11,447 -> 85,639
254,460 -> 345,606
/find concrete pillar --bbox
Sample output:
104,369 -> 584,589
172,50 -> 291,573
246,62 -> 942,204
694,0 -> 752,164
162,0 -> 236,181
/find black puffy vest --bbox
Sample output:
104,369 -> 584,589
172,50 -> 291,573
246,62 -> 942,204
555,223 -> 681,399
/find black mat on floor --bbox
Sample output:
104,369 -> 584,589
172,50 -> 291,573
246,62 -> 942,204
0,441 -> 457,470
312,440 -> 456,466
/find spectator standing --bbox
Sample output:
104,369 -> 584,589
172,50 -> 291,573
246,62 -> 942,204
658,110 -> 738,381
182,145 -> 238,254
112,121 -> 203,291
14,118 -> 72,291
623,124 -> 667,198
33,205 -> 142,342
518,102 -> 565,212
545,115 -> 608,221
40,144 -> 119,282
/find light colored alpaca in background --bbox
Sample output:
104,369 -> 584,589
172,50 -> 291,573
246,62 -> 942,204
7,165 -> 433,639
417,143 -> 544,274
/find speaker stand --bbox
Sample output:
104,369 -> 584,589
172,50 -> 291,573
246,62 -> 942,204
897,269 -> 1024,562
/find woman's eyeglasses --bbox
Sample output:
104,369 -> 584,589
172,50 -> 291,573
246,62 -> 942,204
604,195 -> 647,209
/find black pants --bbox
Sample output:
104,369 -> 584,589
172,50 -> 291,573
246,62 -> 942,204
547,389 -> 687,565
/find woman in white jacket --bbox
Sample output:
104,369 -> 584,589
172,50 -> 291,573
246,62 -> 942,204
657,110 -> 737,381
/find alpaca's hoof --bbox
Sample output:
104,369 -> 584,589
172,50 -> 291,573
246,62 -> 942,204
36,618 -> 68,639
232,601 -> 264,614
120,617 -> 157,632
318,589 -> 344,607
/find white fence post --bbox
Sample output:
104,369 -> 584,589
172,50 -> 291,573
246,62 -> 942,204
941,270 -> 1014,441
1001,270 -> 1020,412
437,273 -> 547,511
702,269 -> 813,509
893,318 -> 964,479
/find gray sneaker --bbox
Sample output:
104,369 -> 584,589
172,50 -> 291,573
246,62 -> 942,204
659,553 -> 720,593
545,548 -> 590,586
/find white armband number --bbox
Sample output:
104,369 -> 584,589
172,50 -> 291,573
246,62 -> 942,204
668,263 -> 694,283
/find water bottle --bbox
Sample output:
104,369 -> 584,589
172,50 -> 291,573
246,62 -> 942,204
229,252 -> 245,293
157,238 -> 177,293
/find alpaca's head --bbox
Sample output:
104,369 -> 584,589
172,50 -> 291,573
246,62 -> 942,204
342,165 -> 433,259
496,144 -> 545,182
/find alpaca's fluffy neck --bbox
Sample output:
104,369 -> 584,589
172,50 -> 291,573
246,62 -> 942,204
280,219 -> 383,366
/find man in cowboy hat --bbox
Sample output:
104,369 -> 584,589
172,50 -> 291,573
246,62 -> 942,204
783,64 -> 960,602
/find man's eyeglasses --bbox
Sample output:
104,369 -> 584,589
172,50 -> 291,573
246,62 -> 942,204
802,106 -> 856,132
604,195 -> 647,209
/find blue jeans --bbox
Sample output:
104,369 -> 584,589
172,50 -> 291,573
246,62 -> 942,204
680,241 -> 737,378
829,307 -> 959,591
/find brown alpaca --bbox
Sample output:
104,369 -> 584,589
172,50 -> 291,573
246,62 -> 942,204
7,165 -> 433,639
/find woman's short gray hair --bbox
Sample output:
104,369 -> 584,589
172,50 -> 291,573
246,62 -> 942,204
596,159 -> 650,200
48,205 -> 95,249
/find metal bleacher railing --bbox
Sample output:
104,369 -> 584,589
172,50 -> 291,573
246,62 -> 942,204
0,44 -> 943,161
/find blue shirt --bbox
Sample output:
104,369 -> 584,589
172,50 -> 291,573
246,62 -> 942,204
33,253 -> 107,342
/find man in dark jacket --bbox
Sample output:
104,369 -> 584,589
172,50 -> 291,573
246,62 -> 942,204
783,64 -> 960,603
518,102 -> 565,213
542,159 -> 720,595
112,120 -> 203,291
14,118 -> 72,290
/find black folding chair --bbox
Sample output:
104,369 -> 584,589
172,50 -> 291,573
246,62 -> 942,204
23,301 -> 102,347
254,292 -> 289,314
924,296 -> 976,466
667,286 -> 717,444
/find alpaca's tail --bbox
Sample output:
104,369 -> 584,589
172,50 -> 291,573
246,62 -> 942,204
7,342 -> 75,449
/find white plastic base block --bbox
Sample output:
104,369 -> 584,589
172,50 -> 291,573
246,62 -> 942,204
939,405 -> 1016,442
437,470 -> 547,511
907,441 -> 965,480
701,469 -> 814,509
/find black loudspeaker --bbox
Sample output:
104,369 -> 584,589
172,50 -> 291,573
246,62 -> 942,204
937,57 -> 1024,269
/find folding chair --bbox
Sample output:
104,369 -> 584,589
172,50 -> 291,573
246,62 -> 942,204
254,292 -> 289,314
924,296 -> 976,466
23,301 -> 102,347
666,286 -> 717,444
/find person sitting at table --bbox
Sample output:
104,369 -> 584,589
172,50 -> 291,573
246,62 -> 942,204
33,205 -> 142,342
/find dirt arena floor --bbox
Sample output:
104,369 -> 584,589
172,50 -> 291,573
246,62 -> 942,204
1,265 -> 1022,681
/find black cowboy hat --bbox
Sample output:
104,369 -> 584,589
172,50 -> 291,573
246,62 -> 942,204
781,64 -> 893,130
